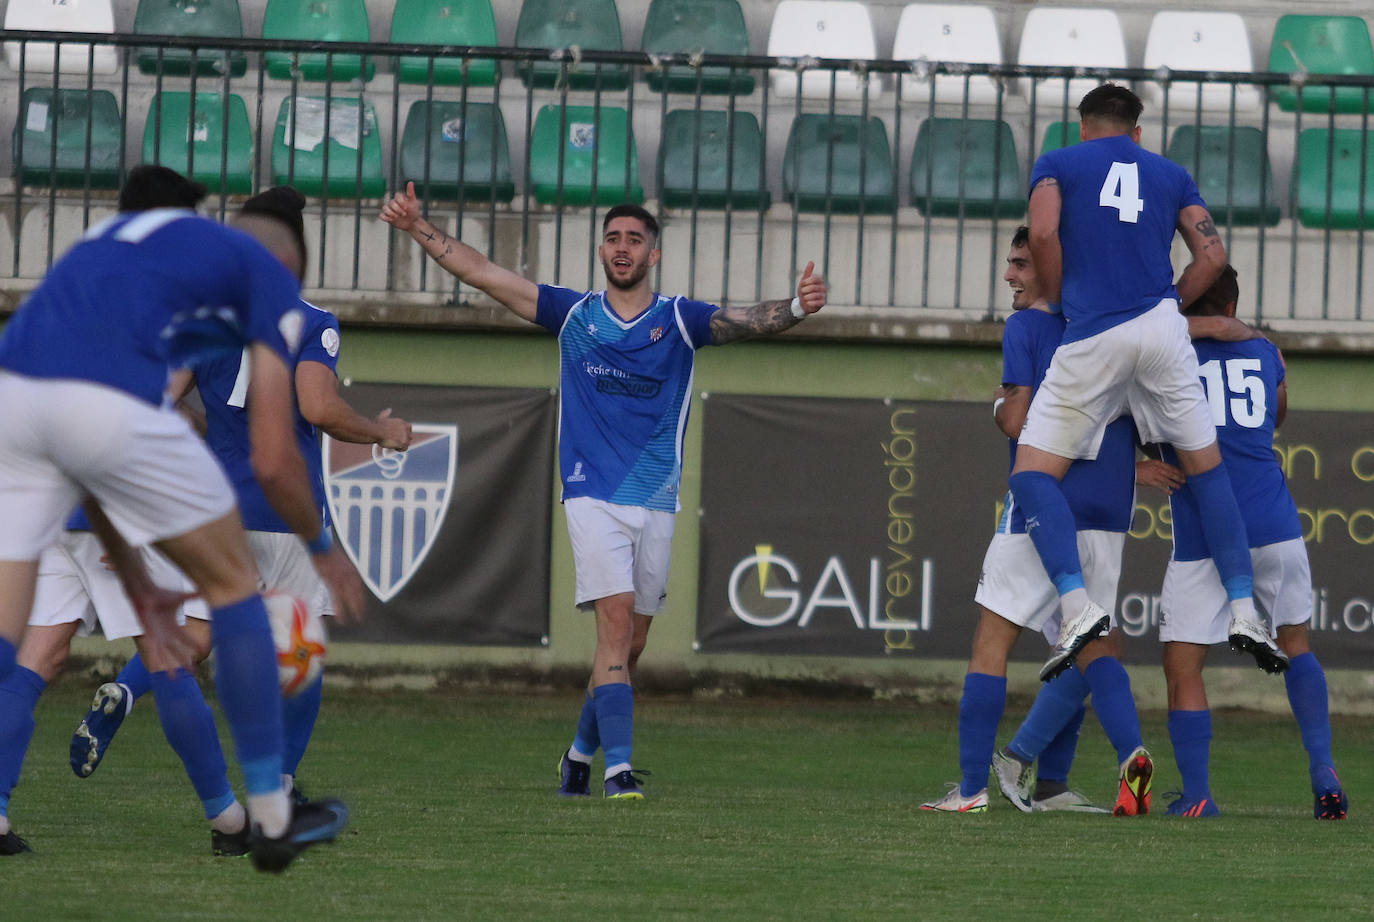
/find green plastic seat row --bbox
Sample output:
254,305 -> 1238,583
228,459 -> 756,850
1294,128 -> 1374,229
13,88 -> 123,189
1268,14 -> 1374,114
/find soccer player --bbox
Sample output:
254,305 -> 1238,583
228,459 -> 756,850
1011,83 -> 1282,707
69,187 -> 414,804
381,183 -> 826,799
1158,266 -> 1346,820
0,165 -> 360,870
922,226 -> 1166,816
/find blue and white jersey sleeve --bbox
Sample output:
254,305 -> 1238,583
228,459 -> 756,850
297,303 -> 342,374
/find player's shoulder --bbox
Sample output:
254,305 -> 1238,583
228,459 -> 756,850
1004,306 -> 1063,337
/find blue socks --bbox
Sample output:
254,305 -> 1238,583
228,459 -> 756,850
592,683 -> 634,776
1008,471 -> 1085,595
571,693 -> 600,760
282,673 -> 323,778
958,672 -> 1006,797
149,668 -> 235,820
0,636 -> 16,685
1285,652 -> 1335,777
1168,709 -> 1212,802
0,667 -> 46,814
1184,465 -> 1254,601
1084,656 -> 1142,764
209,596 -> 284,796
1010,667 -> 1090,776
115,653 -> 154,702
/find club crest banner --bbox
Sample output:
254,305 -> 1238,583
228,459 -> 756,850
322,383 -> 555,646
696,394 -> 1374,667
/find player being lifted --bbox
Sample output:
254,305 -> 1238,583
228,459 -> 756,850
1158,266 -> 1346,820
1010,84 -> 1284,696
382,184 -> 825,799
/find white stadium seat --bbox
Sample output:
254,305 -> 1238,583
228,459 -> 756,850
894,3 -> 1003,105
767,0 -> 881,101
3,0 -> 119,75
1017,7 -> 1126,107
1142,11 -> 1260,113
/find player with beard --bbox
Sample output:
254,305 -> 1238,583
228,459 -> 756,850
381,184 -> 826,798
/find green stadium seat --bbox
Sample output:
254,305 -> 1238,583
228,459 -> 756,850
263,0 -> 375,83
142,92 -> 253,196
272,96 -> 385,197
1269,15 -> 1374,114
13,88 -> 122,189
1293,128 -> 1374,229
1166,126 -> 1278,227
392,0 -> 499,86
134,0 -> 246,77
781,114 -> 894,214
400,101 -> 514,203
1038,121 -> 1080,156
528,104 -> 643,206
515,0 -> 628,91
642,0 -> 753,95
910,117 -> 1022,219
658,109 -> 767,210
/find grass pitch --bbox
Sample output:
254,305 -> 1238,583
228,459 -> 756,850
4,678 -> 1369,921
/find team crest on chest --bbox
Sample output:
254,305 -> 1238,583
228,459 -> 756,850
649,326 -> 664,342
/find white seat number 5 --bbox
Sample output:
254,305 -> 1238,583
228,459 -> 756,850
1099,161 -> 1143,223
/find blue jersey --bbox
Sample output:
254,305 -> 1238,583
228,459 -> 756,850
194,302 -> 338,533
997,307 -> 1136,534
0,210 -> 303,406
535,286 -> 717,512
1030,135 -> 1206,344
1165,336 -> 1299,560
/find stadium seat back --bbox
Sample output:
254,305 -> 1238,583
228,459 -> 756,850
1142,12 -> 1259,113
272,96 -> 385,197
893,3 -> 1002,106
3,0 -> 118,75
909,117 -> 1022,218
658,109 -> 768,210
1167,125 -> 1278,227
142,92 -> 253,196
782,113 -> 895,213
263,0 -> 376,83
400,101 -> 515,203
1293,128 -> 1374,229
642,0 -> 754,95
1038,120 -> 1080,155
1269,15 -> 1374,114
392,0 -> 499,86
134,0 -> 247,77
1017,7 -> 1126,107
767,0 -> 880,101
515,0 -> 629,90
13,88 -> 123,188
529,105 -> 644,206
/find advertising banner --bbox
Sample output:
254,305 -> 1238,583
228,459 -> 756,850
324,383 -> 555,646
696,394 -> 1374,667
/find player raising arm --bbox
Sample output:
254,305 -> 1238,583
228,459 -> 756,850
383,182 -> 824,799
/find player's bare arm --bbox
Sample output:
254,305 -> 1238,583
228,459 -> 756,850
296,361 -> 413,451
993,383 -> 1031,440
381,181 -> 539,322
1187,315 -> 1261,342
1027,178 -> 1063,303
1174,205 -> 1228,307
1135,458 -> 1185,495
709,261 -> 826,345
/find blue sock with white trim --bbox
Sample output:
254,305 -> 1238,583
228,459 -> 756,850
282,673 -> 323,777
958,672 -> 1006,798
1010,667 -> 1090,766
1084,656 -> 1143,764
1168,709 -> 1212,803
115,653 -> 154,702
1185,465 -> 1254,601
209,596 -> 283,797
149,667 -> 235,820
1037,705 -> 1087,786
0,637 -> 16,685
593,683 -> 634,777
1284,652 -> 1335,777
570,693 -> 599,762
1008,471 -> 1086,598
0,667 -> 45,812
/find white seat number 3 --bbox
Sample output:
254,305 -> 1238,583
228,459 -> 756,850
1099,161 -> 1144,223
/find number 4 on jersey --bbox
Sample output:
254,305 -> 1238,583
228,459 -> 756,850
1099,161 -> 1144,223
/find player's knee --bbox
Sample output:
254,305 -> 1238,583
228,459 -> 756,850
1276,624 -> 1310,658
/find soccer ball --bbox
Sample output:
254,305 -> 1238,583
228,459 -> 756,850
265,592 -> 326,697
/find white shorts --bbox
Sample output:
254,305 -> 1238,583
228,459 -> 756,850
0,373 -> 237,560
974,529 -> 1126,646
247,530 -> 333,620
1020,301 -> 1216,460
28,531 -> 204,639
1159,538 -> 1313,644
564,497 -> 675,614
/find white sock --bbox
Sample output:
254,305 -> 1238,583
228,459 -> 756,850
604,762 -> 631,780
210,800 -> 247,835
1060,587 -> 1089,624
0,814 -> 9,836
248,790 -> 291,839
1229,596 -> 1259,625
568,747 -> 594,764
281,773 -> 295,794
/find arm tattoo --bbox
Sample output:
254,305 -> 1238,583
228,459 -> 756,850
420,228 -> 437,242
1033,176 -> 1059,190
1194,217 -> 1220,242
709,299 -> 796,345
606,665 -> 624,672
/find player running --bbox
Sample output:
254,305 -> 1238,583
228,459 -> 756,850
0,166 -> 359,871
382,184 -> 825,799
1158,266 -> 1347,820
1009,84 -> 1282,700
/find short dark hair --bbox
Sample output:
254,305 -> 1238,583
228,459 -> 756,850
1078,83 -> 1144,128
602,204 -> 659,242
118,165 -> 207,212
1185,264 -> 1240,317
1011,225 -> 1029,249
240,185 -> 308,270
